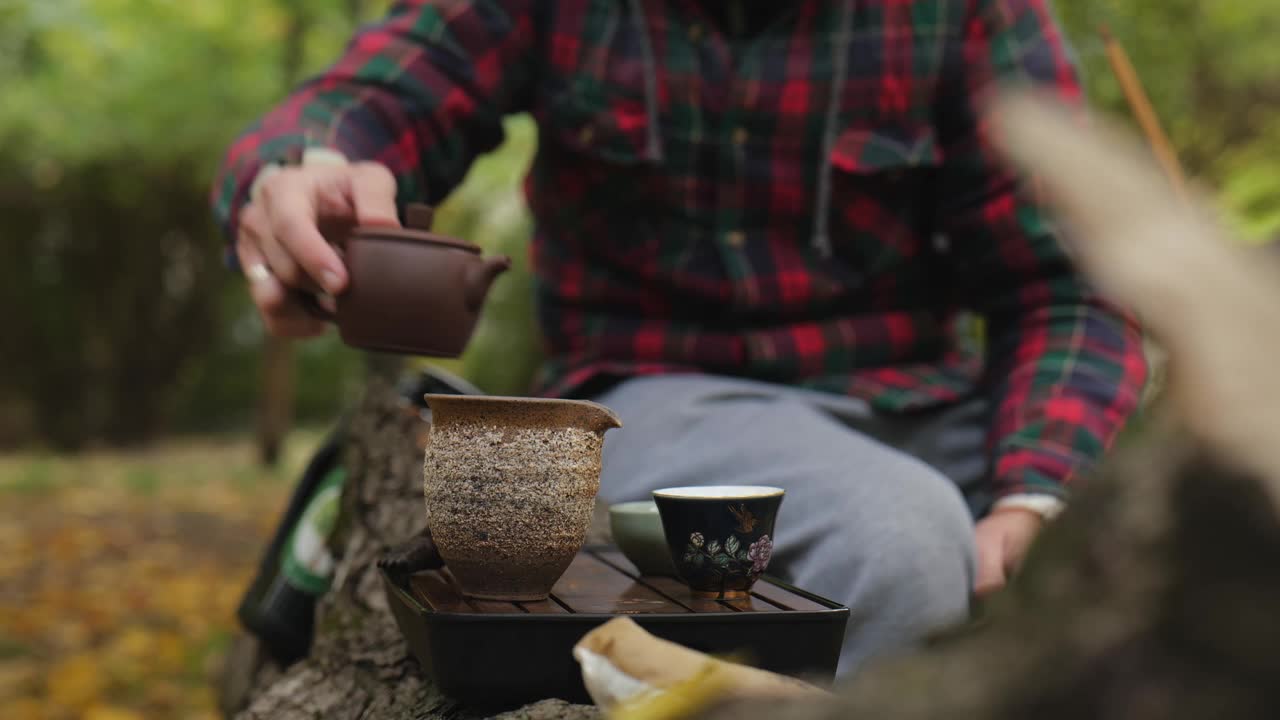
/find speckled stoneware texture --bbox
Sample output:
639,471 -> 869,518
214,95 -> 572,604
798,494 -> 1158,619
422,395 -> 622,601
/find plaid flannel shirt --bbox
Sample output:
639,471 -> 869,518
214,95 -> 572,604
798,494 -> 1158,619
212,0 -> 1147,502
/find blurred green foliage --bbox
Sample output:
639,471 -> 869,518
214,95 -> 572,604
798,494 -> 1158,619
0,0 -> 538,448
1056,0 -> 1280,241
0,0 -> 1274,448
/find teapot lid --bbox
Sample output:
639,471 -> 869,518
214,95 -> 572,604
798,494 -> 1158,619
351,203 -> 481,254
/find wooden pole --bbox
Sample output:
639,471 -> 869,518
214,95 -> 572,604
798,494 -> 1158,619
256,4 -> 312,466
257,336 -> 295,466
1100,25 -> 1189,203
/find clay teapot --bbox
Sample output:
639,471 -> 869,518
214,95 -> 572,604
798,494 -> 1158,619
298,203 -> 510,356
422,394 -> 623,601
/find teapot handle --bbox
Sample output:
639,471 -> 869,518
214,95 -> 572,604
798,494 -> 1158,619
288,204 -> 433,322
292,290 -> 336,321
291,238 -> 347,321
405,203 -> 435,230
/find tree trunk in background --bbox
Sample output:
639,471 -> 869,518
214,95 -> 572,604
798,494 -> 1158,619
365,352 -> 405,386
346,0 -> 370,24
256,336 -> 294,466
254,3 -> 310,466
228,380 -> 601,720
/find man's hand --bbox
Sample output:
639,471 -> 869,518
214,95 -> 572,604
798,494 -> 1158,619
236,161 -> 399,337
973,507 -> 1044,597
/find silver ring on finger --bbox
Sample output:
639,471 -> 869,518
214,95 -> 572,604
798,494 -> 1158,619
246,262 -> 273,284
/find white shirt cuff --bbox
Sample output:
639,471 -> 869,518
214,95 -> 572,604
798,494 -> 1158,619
247,148 -> 350,204
992,493 -> 1066,521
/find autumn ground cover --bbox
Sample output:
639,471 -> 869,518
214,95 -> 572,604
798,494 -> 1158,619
0,431 -> 324,719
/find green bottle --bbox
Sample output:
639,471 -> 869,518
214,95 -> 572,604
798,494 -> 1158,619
238,435 -> 347,666
280,466 -> 345,595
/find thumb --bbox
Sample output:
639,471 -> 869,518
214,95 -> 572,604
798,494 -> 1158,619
974,531 -> 1007,597
347,162 -> 400,227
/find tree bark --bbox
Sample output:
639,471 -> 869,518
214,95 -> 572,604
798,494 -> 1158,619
256,336 -> 294,466
228,380 -> 601,720
703,420 -> 1280,720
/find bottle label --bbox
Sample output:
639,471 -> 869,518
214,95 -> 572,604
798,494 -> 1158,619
281,467 -> 345,596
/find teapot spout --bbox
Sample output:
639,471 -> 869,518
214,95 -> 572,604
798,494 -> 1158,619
465,255 -> 513,311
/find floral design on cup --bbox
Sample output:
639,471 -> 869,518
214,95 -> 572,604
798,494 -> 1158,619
653,485 -> 784,598
681,529 -> 774,583
747,535 -> 773,576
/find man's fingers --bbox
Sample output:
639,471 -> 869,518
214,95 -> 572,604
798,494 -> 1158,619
974,563 -> 1006,597
237,227 -> 326,338
1002,528 -> 1031,575
237,221 -> 286,309
242,202 -> 324,294
256,226 -> 312,290
260,170 -> 347,294
973,532 -> 1008,597
347,162 -> 400,227
235,160 -> 395,340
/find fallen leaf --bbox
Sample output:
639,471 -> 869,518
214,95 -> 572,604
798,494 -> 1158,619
0,697 -> 47,720
83,703 -> 147,720
46,652 -> 106,711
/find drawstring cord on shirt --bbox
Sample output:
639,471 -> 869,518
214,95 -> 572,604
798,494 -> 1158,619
627,0 -> 850,255
812,0 -> 855,258
628,0 -> 665,161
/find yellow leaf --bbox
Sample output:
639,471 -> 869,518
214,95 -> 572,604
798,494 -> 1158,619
151,632 -> 186,668
46,652 -> 106,711
110,626 -> 153,660
83,704 -> 146,720
0,659 -> 39,696
0,697 -> 47,720
146,681 -> 181,707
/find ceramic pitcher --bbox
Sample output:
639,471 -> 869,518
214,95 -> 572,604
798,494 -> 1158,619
422,394 -> 622,601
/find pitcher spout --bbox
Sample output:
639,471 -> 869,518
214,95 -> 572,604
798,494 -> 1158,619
423,394 -> 622,435
574,400 -> 623,435
464,255 -> 513,311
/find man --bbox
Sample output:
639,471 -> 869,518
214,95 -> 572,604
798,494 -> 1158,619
212,0 -> 1147,674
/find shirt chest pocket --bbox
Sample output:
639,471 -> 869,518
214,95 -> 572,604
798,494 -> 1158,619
827,123 -> 942,278
537,1 -> 663,168
543,80 -> 661,167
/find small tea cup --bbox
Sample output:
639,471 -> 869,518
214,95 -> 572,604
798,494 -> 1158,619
652,485 -> 784,599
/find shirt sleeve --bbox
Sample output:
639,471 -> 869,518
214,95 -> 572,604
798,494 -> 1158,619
938,0 -> 1148,501
209,0 -> 538,247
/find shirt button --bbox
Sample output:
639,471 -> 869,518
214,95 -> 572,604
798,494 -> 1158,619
725,230 -> 746,248
578,125 -> 594,145
732,127 -> 748,146
688,24 -> 703,42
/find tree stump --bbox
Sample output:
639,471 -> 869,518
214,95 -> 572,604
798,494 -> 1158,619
701,423 -> 1280,720
225,380 -> 601,720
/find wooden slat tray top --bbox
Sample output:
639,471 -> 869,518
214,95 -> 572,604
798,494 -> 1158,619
383,546 -> 849,710
409,547 -> 834,617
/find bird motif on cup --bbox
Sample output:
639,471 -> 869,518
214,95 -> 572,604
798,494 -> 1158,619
728,504 -> 757,533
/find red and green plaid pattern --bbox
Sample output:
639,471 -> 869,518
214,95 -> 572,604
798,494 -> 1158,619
212,0 -> 1147,500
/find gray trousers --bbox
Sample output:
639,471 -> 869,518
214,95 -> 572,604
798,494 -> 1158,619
593,374 -> 987,676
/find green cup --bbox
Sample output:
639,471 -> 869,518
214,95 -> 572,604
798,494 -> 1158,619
609,501 -> 677,576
